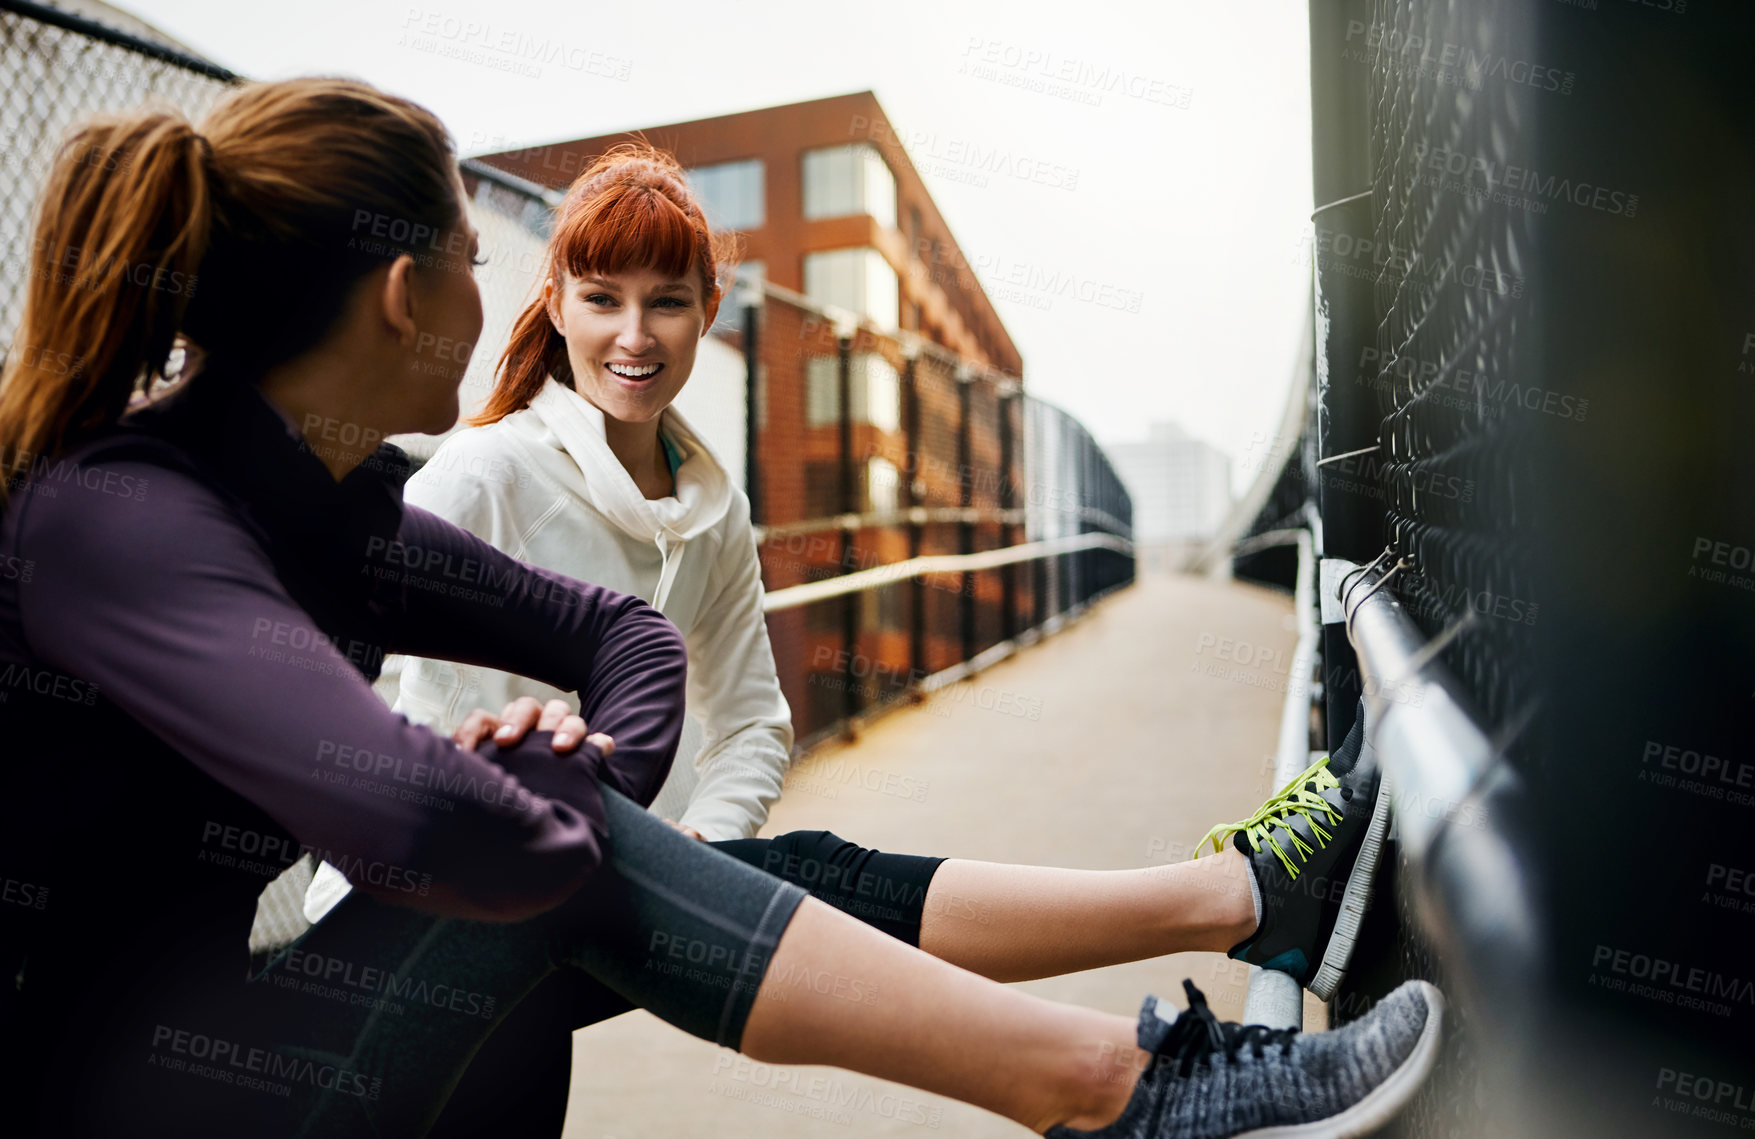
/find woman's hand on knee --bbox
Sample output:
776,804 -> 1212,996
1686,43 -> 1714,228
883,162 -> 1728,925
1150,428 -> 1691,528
662,819 -> 705,842
452,696 -> 615,757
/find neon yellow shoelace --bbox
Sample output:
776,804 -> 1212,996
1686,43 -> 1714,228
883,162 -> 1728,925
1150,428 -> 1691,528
1196,756 -> 1343,880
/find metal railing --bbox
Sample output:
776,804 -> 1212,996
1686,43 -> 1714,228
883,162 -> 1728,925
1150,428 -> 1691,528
738,284 -> 1134,746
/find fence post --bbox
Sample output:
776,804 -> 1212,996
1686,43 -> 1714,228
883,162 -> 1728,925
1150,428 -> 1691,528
1060,430 -> 1076,616
1028,400 -> 1047,629
1074,426 -> 1088,603
999,388 -> 1018,642
837,333 -> 859,731
1034,527 -> 1049,628
957,367 -> 975,666
904,353 -> 926,687
742,301 -> 761,523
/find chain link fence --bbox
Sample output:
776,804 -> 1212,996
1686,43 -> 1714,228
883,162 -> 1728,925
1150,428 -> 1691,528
1227,3 -> 1755,1135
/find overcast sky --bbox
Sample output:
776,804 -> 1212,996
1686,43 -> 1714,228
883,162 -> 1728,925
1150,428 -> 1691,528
117,0 -> 1313,479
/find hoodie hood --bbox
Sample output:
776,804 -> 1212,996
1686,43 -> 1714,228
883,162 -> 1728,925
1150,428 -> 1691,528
522,376 -> 732,613
388,372 -> 788,843
525,376 -> 732,542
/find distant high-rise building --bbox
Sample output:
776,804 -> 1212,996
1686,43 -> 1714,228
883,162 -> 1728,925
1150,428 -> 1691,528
1106,422 -> 1231,569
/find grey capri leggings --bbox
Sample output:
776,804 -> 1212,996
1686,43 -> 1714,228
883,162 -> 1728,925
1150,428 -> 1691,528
424,823 -> 950,1139
136,789 -> 949,1139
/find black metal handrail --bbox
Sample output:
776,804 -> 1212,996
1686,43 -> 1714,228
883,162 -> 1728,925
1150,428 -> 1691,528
1336,555 -> 1546,1073
0,0 -> 236,79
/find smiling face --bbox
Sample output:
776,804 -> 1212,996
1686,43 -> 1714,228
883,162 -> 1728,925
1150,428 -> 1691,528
543,265 -> 706,426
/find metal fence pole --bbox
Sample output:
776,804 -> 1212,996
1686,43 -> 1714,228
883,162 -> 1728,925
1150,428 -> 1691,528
742,302 -> 761,523
1074,428 -> 1088,603
957,372 -> 975,665
904,355 -> 926,684
837,333 -> 859,729
1028,399 -> 1047,629
999,389 -> 1017,642
1058,421 -> 1073,617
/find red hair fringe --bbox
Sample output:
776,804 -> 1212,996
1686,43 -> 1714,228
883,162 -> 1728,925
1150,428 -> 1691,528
471,140 -> 739,426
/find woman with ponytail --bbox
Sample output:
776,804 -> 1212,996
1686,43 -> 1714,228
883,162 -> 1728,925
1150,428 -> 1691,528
0,81 -> 1440,1139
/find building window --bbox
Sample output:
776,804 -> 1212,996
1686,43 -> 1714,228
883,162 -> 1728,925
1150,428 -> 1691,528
867,456 -> 900,512
805,358 -> 835,427
802,144 -> 897,228
805,353 -> 902,431
687,159 -> 764,231
866,361 -> 900,432
803,247 -> 900,330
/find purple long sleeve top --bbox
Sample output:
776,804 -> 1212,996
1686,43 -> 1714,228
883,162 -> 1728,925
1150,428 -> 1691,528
0,376 -> 687,986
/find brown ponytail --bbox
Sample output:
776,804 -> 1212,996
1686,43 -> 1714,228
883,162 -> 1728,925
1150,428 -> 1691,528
0,78 -> 462,501
0,113 -> 209,492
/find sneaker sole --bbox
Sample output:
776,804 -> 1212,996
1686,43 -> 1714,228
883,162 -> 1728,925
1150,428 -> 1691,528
1305,769 -> 1393,1002
1237,981 -> 1446,1139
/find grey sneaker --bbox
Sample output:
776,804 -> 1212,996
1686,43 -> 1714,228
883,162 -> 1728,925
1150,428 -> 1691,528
1047,978 -> 1444,1139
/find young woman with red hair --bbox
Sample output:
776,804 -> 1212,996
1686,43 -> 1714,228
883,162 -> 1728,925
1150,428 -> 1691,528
0,82 -> 1438,1139
334,143 -> 1439,1137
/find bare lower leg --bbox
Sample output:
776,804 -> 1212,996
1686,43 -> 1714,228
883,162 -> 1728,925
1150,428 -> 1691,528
740,898 -> 1149,1134
918,847 -> 1257,983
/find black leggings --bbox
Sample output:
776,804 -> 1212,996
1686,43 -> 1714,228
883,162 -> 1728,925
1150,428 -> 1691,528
426,827 -> 947,1139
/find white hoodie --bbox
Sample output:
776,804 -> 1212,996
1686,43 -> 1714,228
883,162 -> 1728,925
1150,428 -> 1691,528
389,375 -> 794,835
304,375 -> 794,924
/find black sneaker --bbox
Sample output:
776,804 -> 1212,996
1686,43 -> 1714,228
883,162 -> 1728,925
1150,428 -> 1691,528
1196,701 -> 1388,1000
1046,978 -> 1445,1139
